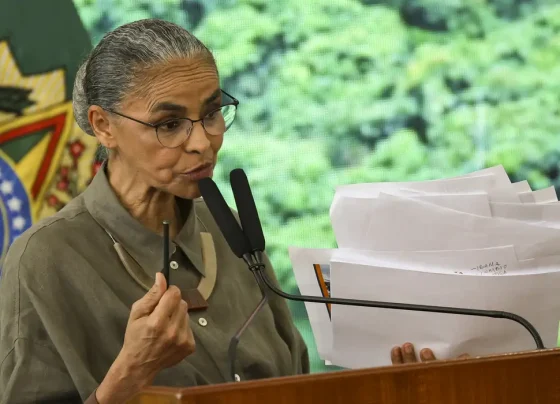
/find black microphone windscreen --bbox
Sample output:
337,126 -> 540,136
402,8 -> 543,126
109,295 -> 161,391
198,177 -> 250,258
230,169 -> 266,252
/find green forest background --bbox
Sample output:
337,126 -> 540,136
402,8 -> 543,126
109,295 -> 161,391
73,0 -> 560,372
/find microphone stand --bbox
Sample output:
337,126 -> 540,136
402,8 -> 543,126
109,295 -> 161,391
227,254 -> 269,382
244,254 -> 545,350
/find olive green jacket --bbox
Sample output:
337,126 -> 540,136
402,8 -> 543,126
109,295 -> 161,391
0,167 -> 309,403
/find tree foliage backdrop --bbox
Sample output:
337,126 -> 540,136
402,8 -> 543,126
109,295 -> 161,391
73,0 -> 560,372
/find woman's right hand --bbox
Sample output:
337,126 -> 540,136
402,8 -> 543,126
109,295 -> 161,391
120,272 -> 195,374
95,273 -> 195,403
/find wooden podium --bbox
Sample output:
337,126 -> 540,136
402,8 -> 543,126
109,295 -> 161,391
129,348 -> 560,404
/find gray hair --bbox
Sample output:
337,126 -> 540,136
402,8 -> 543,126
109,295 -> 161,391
72,19 -> 216,149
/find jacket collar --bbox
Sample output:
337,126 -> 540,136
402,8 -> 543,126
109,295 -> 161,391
83,163 -> 205,276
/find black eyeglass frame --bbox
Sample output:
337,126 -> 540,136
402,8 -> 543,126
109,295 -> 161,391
103,89 -> 239,148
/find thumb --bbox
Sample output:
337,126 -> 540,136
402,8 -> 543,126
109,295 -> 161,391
130,273 -> 167,320
150,272 -> 167,296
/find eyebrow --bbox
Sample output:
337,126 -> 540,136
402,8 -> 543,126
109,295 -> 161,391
150,102 -> 186,114
150,89 -> 222,114
203,89 -> 222,107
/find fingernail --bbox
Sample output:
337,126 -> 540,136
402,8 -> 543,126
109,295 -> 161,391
405,344 -> 412,354
154,273 -> 160,287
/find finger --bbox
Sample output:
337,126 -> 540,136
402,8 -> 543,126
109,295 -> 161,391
170,300 -> 189,326
420,348 -> 436,362
402,343 -> 417,363
130,273 -> 167,320
151,285 -> 182,320
161,301 -> 188,346
390,346 -> 404,364
184,324 -> 196,354
457,353 -> 470,360
173,304 -> 195,354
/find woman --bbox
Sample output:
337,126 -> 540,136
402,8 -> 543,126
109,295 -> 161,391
0,19 -> 310,404
0,19 -> 436,404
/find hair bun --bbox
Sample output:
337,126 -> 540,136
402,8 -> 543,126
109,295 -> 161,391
72,58 -> 94,136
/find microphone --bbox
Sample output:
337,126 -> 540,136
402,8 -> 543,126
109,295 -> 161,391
198,177 -> 269,383
222,170 -> 546,352
198,178 -> 252,260
230,169 -> 266,253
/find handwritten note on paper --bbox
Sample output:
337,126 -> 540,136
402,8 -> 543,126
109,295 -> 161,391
329,259 -> 560,369
454,261 -> 508,276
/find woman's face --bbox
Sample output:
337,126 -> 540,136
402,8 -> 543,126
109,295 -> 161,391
103,56 -> 223,199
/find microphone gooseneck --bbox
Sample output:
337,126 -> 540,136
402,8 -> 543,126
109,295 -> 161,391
227,266 -> 269,382
252,268 -> 545,349
242,255 -> 546,349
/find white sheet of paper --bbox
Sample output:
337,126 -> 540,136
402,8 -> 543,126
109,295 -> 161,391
332,245 -> 520,275
520,254 -> 560,273
331,194 -> 560,260
458,165 -> 512,186
328,251 -> 560,369
378,192 -> 491,216
331,166 -> 512,215
485,186 -> 522,203
490,202 -> 560,229
519,186 -> 558,204
399,174 -> 500,195
518,191 -> 535,203
331,174 -> 499,217
534,186 -> 558,203
339,166 -> 512,197
400,185 -> 521,204
288,247 -> 334,360
513,181 -> 531,193
334,174 -> 495,199
289,246 -> 523,362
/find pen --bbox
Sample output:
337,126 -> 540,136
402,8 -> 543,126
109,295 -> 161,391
162,220 -> 170,287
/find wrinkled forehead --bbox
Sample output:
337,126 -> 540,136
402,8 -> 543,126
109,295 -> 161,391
122,56 -> 220,114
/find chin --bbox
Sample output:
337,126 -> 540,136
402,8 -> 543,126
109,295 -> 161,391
172,183 -> 202,200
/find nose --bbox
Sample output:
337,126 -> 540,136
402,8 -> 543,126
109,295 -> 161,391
183,121 -> 211,154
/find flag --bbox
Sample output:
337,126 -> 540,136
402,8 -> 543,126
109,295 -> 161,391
0,0 -> 98,268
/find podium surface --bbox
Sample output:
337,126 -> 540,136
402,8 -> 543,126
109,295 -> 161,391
129,348 -> 560,404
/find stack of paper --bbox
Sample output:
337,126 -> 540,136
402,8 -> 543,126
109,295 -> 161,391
290,166 -> 560,369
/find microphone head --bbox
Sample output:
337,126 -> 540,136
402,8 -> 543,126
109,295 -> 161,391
230,168 -> 266,252
198,177 -> 251,258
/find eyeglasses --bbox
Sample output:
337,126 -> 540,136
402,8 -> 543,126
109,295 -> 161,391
104,89 -> 239,148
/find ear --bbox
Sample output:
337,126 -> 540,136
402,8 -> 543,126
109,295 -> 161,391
88,105 -> 117,149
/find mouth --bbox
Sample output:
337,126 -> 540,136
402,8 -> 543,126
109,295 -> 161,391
181,163 -> 214,181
